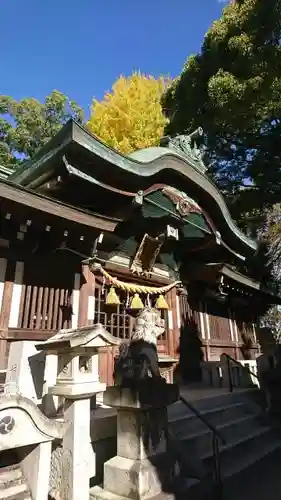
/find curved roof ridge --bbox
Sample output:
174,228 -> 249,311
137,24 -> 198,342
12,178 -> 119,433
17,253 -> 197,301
7,120 -> 257,254
0,394 -> 65,439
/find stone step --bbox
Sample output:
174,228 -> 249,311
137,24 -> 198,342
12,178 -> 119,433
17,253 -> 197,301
169,426 -> 281,499
169,387 -> 260,418
0,481 -> 30,500
0,466 -> 31,500
202,425 -> 280,478
0,465 -> 22,487
225,438 -> 281,480
222,445 -> 281,499
169,401 -> 253,437
177,413 -> 263,457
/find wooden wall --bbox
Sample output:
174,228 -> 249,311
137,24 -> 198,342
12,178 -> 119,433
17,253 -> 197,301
0,250 -> 259,382
0,254 -> 177,382
0,252 -> 85,369
178,294 -> 259,363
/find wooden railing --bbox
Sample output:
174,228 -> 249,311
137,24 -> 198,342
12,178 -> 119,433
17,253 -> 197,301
18,284 -> 72,331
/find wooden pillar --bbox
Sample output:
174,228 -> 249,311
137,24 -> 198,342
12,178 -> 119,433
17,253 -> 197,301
166,288 -> 180,357
78,264 -> 95,328
0,259 -> 15,368
231,311 -> 240,359
202,302 -> 210,361
0,258 -> 7,315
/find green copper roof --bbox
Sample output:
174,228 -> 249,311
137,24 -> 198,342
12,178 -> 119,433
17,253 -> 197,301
8,120 -> 257,256
129,147 -> 172,162
129,146 -> 201,168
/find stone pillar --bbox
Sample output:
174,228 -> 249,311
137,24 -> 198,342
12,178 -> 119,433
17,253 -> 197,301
50,384 -> 104,500
90,382 -> 179,500
50,379 -> 106,500
61,397 -> 92,500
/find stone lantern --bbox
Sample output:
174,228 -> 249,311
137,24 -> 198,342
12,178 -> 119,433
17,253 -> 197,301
37,323 -> 119,500
40,324 -> 116,398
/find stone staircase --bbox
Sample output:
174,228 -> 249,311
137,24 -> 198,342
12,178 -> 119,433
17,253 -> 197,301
168,388 -> 281,499
1,386 -> 280,500
0,465 -> 31,500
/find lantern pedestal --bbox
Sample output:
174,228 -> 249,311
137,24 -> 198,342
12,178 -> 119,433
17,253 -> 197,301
37,324 -> 120,500
90,382 -> 179,500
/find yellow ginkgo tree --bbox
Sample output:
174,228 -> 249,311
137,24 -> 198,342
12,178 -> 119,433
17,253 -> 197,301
87,72 -> 169,155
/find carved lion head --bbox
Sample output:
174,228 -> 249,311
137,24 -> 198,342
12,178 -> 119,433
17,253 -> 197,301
131,307 -> 165,345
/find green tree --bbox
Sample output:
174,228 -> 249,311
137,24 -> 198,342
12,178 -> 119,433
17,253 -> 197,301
88,72 -> 169,154
162,0 -> 281,220
258,204 -> 281,341
0,90 -> 84,168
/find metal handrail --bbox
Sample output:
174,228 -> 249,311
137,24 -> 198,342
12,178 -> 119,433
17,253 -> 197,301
179,394 -> 225,500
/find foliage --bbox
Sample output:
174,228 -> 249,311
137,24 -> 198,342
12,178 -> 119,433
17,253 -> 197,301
161,0 -> 281,220
0,90 -> 84,168
259,204 -> 281,279
88,72 -> 169,154
259,204 -> 281,341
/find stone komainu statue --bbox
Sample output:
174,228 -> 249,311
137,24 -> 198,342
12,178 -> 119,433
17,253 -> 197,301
113,307 -> 166,388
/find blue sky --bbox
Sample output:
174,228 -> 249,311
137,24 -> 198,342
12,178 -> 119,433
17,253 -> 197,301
1,1 -> 225,117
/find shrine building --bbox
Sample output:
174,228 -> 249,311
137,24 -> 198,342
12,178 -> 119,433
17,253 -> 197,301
0,120 -> 279,384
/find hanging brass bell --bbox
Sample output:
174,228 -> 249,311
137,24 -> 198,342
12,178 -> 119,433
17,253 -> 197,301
155,294 -> 169,310
106,287 -> 120,305
130,293 -> 144,310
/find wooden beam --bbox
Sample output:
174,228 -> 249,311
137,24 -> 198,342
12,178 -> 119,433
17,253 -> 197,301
0,182 -> 118,232
6,328 -> 55,341
103,261 -> 173,286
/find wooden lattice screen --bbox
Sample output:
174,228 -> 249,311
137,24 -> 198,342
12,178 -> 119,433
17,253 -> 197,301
18,255 -> 74,330
206,302 -> 232,341
94,281 -> 169,343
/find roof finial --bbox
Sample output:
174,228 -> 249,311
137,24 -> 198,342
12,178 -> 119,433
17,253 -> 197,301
160,127 -> 207,172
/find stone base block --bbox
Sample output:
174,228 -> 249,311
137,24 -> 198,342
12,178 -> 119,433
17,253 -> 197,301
117,406 -> 168,460
104,383 -> 179,410
90,478 -> 201,500
90,486 -> 133,500
90,484 -> 177,500
103,454 -> 173,499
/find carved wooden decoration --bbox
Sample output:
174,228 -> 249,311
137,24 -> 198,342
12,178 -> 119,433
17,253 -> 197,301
130,233 -> 165,276
162,187 -> 202,217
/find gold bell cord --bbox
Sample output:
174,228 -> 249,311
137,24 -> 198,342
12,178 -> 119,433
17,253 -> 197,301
92,264 -> 181,295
